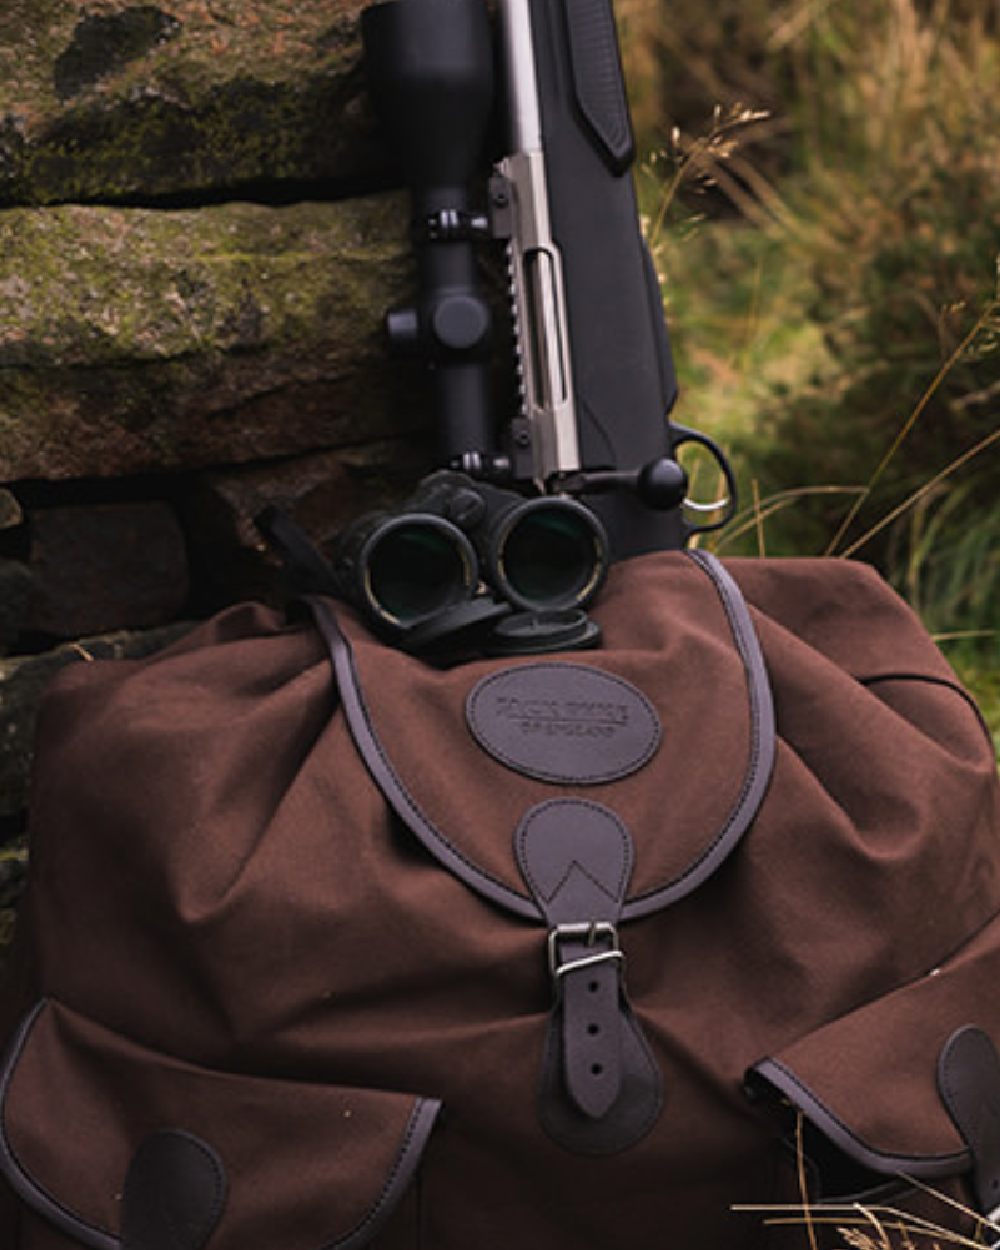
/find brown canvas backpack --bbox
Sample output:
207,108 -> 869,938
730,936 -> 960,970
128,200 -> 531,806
1,550 -> 999,1250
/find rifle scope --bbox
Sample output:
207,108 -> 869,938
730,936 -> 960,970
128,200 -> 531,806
361,0 -> 497,464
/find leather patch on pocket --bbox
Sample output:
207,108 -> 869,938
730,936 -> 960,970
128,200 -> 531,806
466,663 -> 661,784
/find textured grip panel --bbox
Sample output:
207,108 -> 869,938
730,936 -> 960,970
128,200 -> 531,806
562,0 -> 635,173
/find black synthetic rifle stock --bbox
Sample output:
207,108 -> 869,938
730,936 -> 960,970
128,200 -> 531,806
361,0 -> 735,565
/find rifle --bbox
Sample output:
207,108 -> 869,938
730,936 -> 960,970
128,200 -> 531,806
339,0 -> 735,650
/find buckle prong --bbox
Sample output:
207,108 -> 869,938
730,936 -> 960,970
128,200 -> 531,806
547,921 -> 622,978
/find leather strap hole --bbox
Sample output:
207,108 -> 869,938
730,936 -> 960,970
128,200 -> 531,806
591,1064 -> 604,1076
588,981 -> 600,993
587,1023 -> 600,1035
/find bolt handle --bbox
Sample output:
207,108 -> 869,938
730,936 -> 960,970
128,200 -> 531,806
557,457 -> 689,512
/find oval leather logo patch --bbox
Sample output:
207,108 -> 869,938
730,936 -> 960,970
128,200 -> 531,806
466,663 -> 661,785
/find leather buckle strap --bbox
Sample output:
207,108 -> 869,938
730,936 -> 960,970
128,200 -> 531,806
548,922 -> 624,980
547,920 -> 627,1121
515,800 -> 662,1152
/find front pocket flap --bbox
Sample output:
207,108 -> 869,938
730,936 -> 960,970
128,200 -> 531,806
1,1000 -> 440,1250
315,551 -> 775,921
745,910 -> 1000,1183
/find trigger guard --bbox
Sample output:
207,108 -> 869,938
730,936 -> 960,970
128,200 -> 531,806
670,425 -> 738,538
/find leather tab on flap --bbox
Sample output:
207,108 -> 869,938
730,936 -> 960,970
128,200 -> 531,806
122,1130 -> 227,1250
516,799 -> 633,925
938,1027 -> 1000,1217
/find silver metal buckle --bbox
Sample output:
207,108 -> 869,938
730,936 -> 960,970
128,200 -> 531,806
547,921 -> 624,979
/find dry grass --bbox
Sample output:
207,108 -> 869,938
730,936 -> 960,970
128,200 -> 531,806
631,0 -> 1000,671
733,1114 -> 1000,1247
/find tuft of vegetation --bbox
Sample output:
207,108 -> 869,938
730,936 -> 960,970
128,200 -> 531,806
735,1110 -> 997,1246
632,0 -> 999,727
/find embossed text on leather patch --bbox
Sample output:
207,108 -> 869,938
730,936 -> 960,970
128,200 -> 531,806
466,663 -> 661,785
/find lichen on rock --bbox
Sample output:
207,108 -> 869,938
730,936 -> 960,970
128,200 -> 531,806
0,192 -> 428,479
0,0 -> 387,204
54,7 -> 184,101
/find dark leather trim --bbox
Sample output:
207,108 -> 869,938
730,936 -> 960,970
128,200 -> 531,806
308,594 -> 542,920
620,552 -> 776,921
859,671 -> 994,749
332,1098 -> 441,1250
0,1000 -> 118,1250
0,1000 -> 443,1250
938,1026 -> 1000,1214
747,1057 -> 970,1178
308,552 -> 774,924
122,1130 -> 227,1250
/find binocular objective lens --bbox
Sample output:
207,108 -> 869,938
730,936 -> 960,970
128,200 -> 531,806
498,503 -> 607,612
365,518 -> 476,627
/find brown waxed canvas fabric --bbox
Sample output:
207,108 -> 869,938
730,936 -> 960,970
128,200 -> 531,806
0,550 -> 998,1250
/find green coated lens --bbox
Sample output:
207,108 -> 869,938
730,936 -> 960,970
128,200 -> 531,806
366,520 -> 474,625
500,505 -> 604,610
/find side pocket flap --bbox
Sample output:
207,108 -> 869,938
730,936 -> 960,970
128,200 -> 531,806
745,910 -> 1000,1185
0,1000 -> 440,1250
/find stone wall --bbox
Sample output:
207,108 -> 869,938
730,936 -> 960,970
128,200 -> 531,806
0,0 -> 441,900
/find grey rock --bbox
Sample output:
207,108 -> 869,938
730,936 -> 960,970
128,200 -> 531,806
182,438 -> 434,605
0,194 -> 425,481
0,562 -> 33,654
0,0 -> 387,206
0,490 -> 23,531
25,501 -> 190,638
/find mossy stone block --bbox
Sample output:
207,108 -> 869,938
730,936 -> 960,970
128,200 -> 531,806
0,0 -> 384,205
0,192 -> 427,479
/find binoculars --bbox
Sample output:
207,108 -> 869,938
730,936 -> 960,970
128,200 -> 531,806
329,472 -> 609,642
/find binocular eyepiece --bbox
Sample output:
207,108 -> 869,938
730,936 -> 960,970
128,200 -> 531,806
330,472 -> 609,639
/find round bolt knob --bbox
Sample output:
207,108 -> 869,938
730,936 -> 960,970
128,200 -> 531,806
637,458 -> 688,510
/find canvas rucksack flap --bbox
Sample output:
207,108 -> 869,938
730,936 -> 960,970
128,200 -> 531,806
2,550 -> 999,1248
0,998 -> 439,1250
314,549 -> 776,920
743,908 -> 1000,1228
